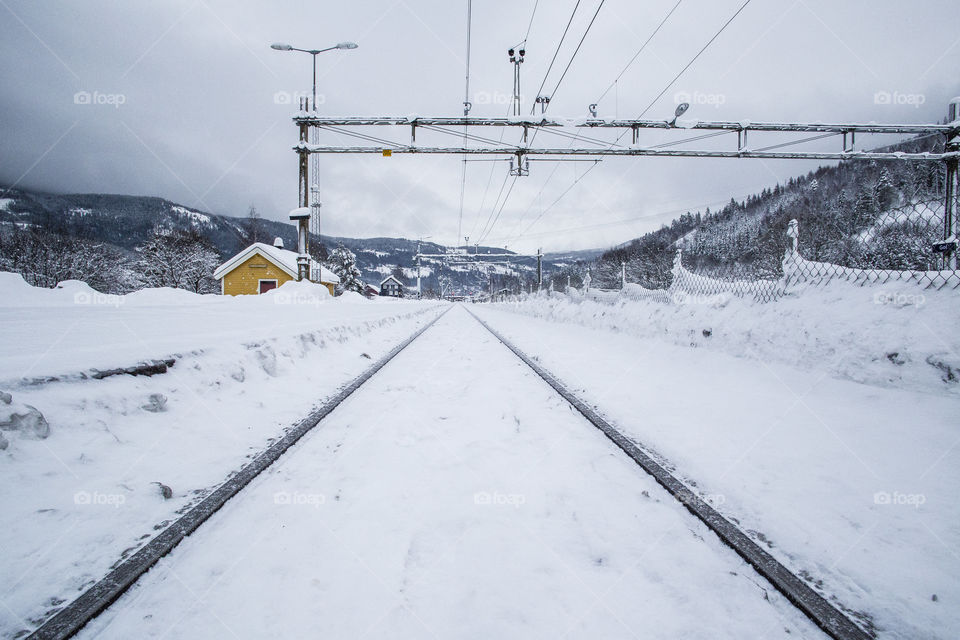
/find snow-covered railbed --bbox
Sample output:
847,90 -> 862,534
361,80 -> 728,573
76,306 -> 823,639
471,304 -> 960,639
0,276 -> 444,637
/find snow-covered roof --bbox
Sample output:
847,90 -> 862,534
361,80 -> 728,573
379,275 -> 404,286
214,243 -> 340,284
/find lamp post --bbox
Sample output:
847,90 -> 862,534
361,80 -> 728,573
271,41 -> 357,281
270,41 -> 358,112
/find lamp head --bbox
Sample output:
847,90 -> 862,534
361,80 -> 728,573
336,42 -> 358,49
270,43 -> 293,51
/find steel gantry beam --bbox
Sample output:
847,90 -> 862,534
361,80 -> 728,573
294,114 -> 959,161
293,114 -> 956,135
300,144 -> 953,161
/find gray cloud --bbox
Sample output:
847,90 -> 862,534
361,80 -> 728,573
1,0 -> 957,252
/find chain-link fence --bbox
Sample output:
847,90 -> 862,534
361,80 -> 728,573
556,197 -> 959,305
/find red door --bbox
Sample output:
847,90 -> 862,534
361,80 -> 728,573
259,280 -> 278,294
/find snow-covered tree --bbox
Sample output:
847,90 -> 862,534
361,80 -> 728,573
874,168 -> 896,211
329,243 -> 363,294
136,227 -> 220,293
0,226 -> 136,293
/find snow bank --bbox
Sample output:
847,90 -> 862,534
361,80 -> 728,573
494,281 -> 960,394
0,273 -> 433,382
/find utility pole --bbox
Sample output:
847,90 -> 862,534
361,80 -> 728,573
416,240 -> 421,299
536,248 -> 542,290
621,261 -> 626,289
293,96 -> 311,281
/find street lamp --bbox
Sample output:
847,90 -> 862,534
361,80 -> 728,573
669,102 -> 690,127
270,41 -> 358,111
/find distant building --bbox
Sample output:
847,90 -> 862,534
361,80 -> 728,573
213,238 -> 340,296
362,283 -> 380,299
379,275 -> 404,297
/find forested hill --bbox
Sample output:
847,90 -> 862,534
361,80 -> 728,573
585,132 -> 950,289
0,187 -> 591,295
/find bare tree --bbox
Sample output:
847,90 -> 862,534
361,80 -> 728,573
239,205 -> 263,246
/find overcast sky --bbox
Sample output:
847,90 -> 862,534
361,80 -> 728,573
0,0 -> 957,252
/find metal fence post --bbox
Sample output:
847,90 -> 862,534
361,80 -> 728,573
944,98 -> 960,270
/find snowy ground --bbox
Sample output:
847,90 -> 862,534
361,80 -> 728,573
4,270 -> 956,638
476,289 -> 960,639
77,306 -> 824,639
0,274 -> 443,636
552,280 -> 960,394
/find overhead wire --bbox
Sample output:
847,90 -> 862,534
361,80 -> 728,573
594,0 -> 684,107
484,0 -> 604,246
510,0 -> 754,246
467,0 -> 541,244
634,0 -> 753,121
528,0 -> 582,116
543,0 -> 606,110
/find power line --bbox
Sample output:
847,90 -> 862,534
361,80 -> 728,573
467,0 -> 539,242
475,169 -> 511,242
544,0 -> 606,110
468,0 -> 542,244
594,0 -> 683,107
512,0 -> 755,245
487,0 -> 602,245
635,0 -> 753,120
478,174 -> 519,243
523,0 -> 540,44
529,0 -> 581,116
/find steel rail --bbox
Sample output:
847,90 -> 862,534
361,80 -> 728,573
27,307 -> 451,640
466,306 -> 872,640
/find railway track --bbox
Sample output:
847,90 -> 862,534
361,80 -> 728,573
31,303 -> 870,639
28,307 -> 451,640
465,307 -> 871,640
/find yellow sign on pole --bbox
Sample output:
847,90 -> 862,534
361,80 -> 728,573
382,149 -> 392,157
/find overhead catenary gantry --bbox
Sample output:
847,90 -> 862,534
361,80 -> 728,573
295,113 -> 959,162
290,99 -> 960,277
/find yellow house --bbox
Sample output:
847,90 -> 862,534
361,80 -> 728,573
214,238 -> 340,296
